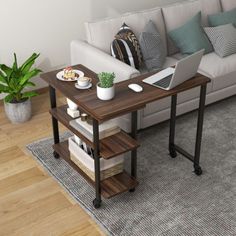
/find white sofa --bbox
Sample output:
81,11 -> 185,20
71,0 -> 236,131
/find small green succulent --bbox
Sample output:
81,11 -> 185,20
98,72 -> 115,88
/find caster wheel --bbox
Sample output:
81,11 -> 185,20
194,166 -> 202,176
93,199 -> 101,209
129,188 -> 136,192
53,151 -> 60,159
169,149 -> 177,158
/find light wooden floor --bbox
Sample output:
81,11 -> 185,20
0,92 -> 105,236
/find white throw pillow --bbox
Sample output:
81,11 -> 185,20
204,23 -> 236,57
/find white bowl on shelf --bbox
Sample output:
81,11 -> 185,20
66,98 -> 78,111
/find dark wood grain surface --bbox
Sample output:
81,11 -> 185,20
41,64 -> 211,122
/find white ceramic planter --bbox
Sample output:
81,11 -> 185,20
66,98 -> 78,110
97,84 -> 115,101
4,98 -> 32,124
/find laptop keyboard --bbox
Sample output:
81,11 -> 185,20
153,74 -> 173,89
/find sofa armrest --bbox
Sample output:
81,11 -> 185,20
70,40 -> 140,83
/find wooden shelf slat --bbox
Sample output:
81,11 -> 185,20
50,106 -> 93,147
53,141 -> 139,199
50,105 -> 140,159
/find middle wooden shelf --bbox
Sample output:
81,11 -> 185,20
50,105 -> 140,159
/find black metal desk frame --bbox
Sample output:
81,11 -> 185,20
49,82 -> 207,208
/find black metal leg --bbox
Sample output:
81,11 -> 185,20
169,94 -> 177,158
49,86 -> 60,159
92,119 -> 102,208
130,111 -> 138,192
193,84 -> 207,176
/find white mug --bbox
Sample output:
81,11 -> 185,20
77,77 -> 91,87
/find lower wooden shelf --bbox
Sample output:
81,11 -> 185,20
53,141 -> 139,199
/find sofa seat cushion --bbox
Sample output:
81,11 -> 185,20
198,52 -> 236,90
221,0 -> 236,11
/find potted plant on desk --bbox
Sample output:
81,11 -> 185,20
97,72 -> 115,101
0,53 -> 41,123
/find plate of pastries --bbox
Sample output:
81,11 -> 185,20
56,67 -> 84,81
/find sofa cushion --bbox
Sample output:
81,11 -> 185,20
169,12 -> 213,55
139,20 -> 166,71
198,52 -> 236,90
204,24 -> 236,57
85,8 -> 167,56
208,8 -> 236,26
111,23 -> 142,69
139,56 -> 178,75
162,0 -> 222,55
221,0 -> 236,11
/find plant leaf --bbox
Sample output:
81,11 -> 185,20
0,83 -> 9,93
0,64 -> 13,78
20,53 -> 40,75
8,76 -> 19,92
19,69 -> 41,86
22,91 -> 38,98
12,53 -> 18,71
4,94 -> 15,103
25,81 -> 36,87
0,72 -> 8,85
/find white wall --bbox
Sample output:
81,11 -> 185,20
0,0 -> 183,98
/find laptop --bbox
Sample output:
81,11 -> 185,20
142,49 -> 204,90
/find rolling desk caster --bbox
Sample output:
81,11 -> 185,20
93,199 -> 101,209
53,151 -> 60,159
169,146 -> 177,158
194,166 -> 202,176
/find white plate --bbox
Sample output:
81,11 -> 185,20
75,83 -> 92,90
56,70 -> 84,82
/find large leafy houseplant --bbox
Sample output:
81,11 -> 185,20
0,53 -> 41,123
0,53 -> 41,103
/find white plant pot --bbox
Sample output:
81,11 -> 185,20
66,98 -> 78,110
97,84 -> 115,101
4,98 -> 32,124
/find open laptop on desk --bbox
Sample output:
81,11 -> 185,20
142,49 -> 204,90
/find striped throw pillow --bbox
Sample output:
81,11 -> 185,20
111,23 -> 142,69
139,20 -> 166,71
204,24 -> 236,58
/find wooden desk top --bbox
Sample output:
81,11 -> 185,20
41,64 -> 211,122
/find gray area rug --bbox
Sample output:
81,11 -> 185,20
27,96 -> 236,236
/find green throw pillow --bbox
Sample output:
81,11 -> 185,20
208,8 -> 236,27
169,12 -> 213,55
